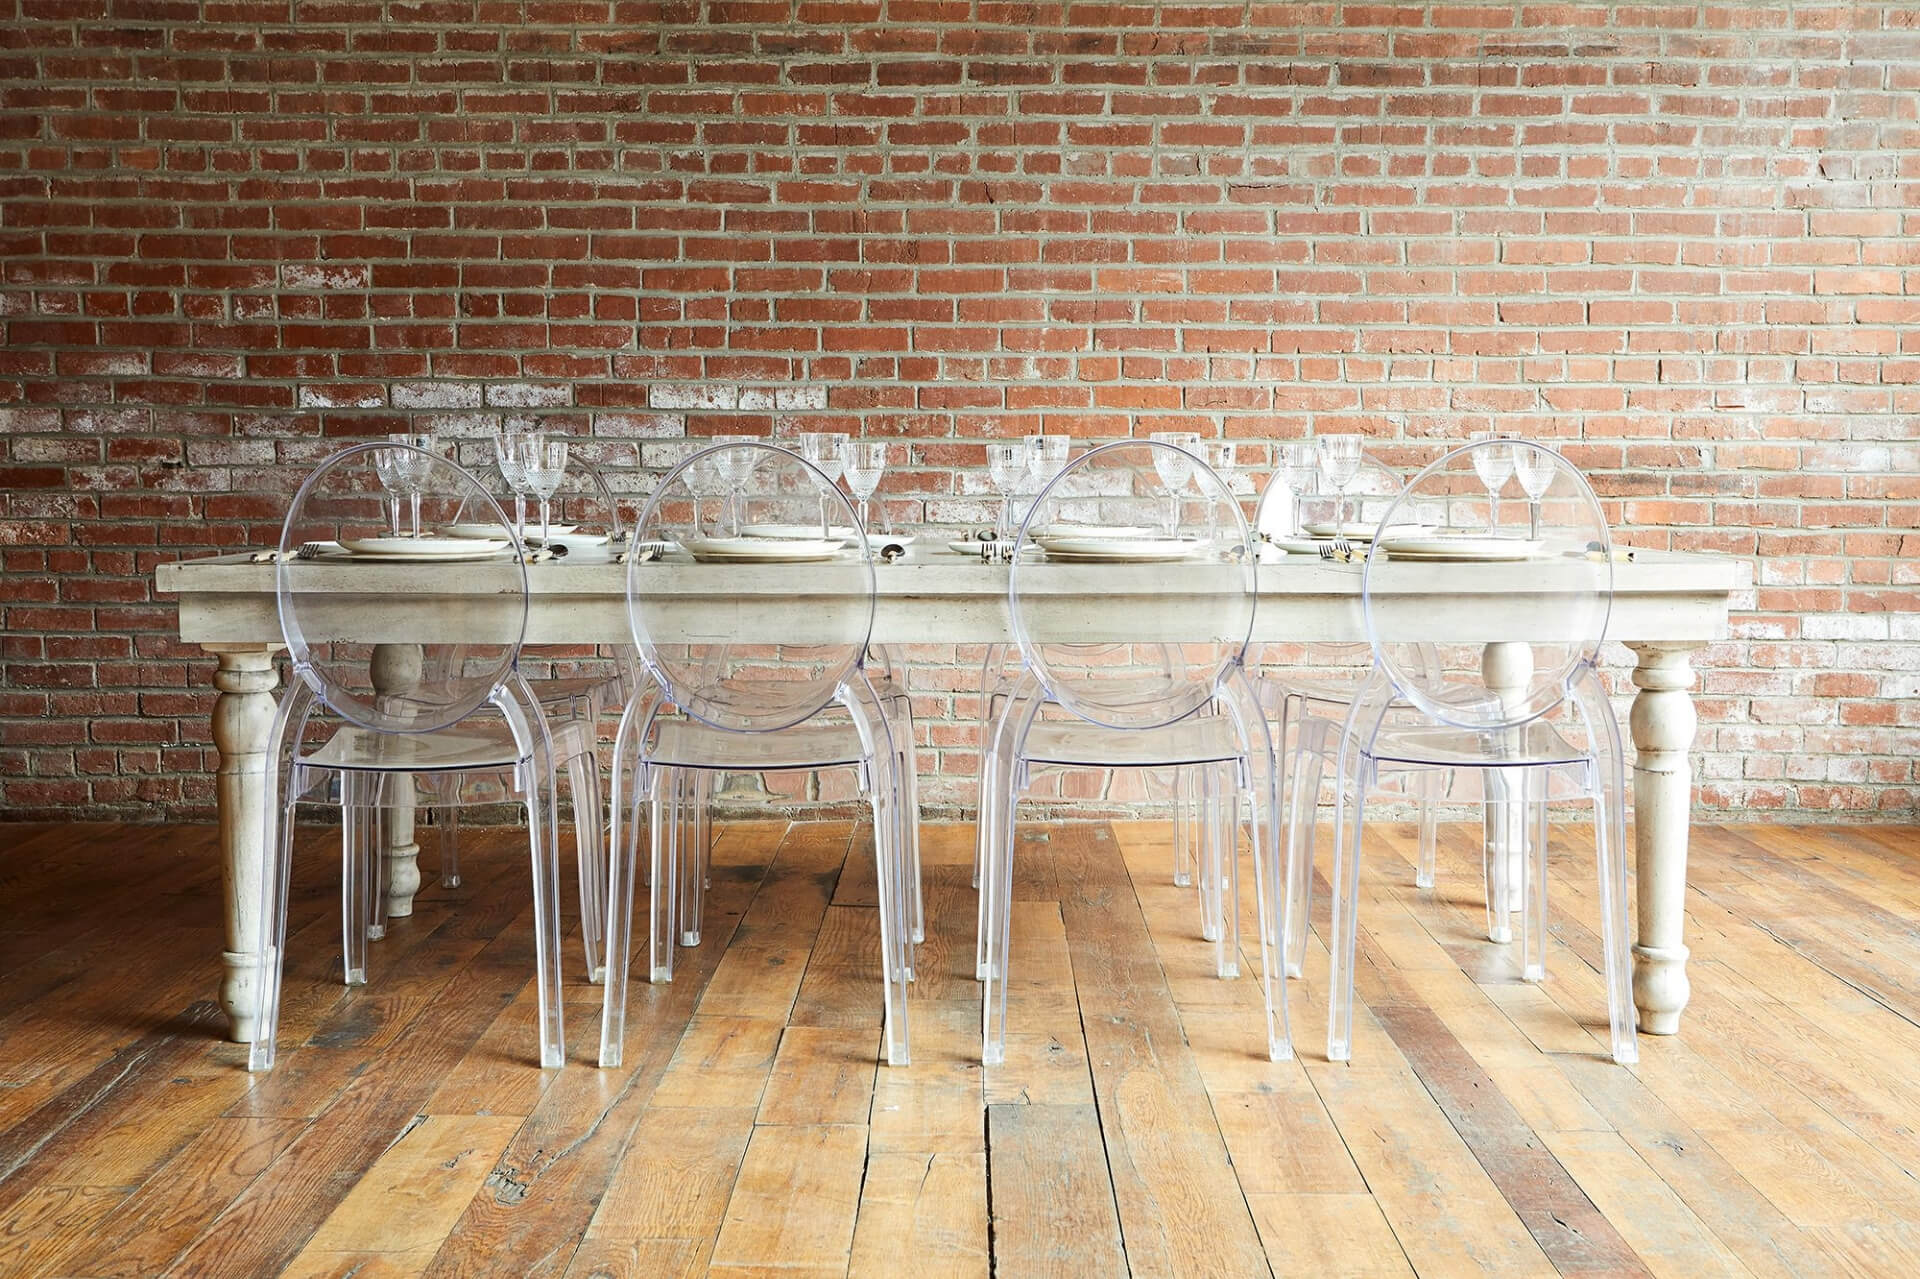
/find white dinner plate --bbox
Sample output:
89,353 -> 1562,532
340,537 -> 510,558
686,536 -> 847,563
1376,535 -> 1545,562
444,523 -> 576,540
1264,535 -> 1323,555
1037,536 -> 1203,563
947,539 -> 994,555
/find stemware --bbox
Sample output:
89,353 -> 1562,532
1315,434 -> 1363,529
798,431 -> 850,536
1277,440 -> 1320,536
840,439 -> 889,535
372,446 -> 409,537
1469,431 -> 1516,533
1204,440 -> 1238,537
986,441 -> 1028,540
710,434 -> 759,535
518,436 -> 569,548
494,427 -> 533,532
1511,441 -> 1555,540
1020,434 -> 1070,535
1147,431 -> 1202,536
389,433 -> 440,537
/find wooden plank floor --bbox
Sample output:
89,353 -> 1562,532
3,817 -> 1919,1276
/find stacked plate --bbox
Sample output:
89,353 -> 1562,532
1030,528 -> 1204,563
336,537 -> 514,563
685,534 -> 847,563
443,523 -> 611,548
1374,533 -> 1545,562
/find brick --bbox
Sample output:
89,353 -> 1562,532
1,8 -> 1916,821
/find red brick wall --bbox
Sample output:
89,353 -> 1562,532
2,1 -> 1916,821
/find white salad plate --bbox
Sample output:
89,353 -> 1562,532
1035,536 -> 1203,563
1027,523 -> 1156,541
1375,535 -> 1545,562
686,537 -> 848,563
339,537 -> 511,558
444,523 -> 576,540
738,522 -> 861,544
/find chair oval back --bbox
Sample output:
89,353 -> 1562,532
1009,438 -> 1256,731
276,441 -> 529,734
628,441 -> 876,733
1361,439 -> 1612,728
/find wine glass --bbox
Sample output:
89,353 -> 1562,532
839,439 -> 889,535
1277,440 -> 1319,536
1511,441 -> 1555,540
1203,440 -> 1237,539
1022,434 -> 1070,534
518,436 -> 569,548
1148,431 -> 1201,536
1315,434 -> 1363,529
798,431 -> 849,537
1469,431 -> 1516,533
372,446 -> 408,537
709,434 -> 759,535
388,433 -> 439,537
986,441 -> 1028,540
493,427 -> 532,534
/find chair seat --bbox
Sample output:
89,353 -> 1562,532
301,718 -> 591,773
1364,720 -> 1588,769
1021,711 -> 1247,769
648,718 -> 867,772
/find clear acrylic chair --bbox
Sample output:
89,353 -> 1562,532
978,439 -> 1290,1066
600,442 -> 917,1068
250,441 -> 591,1071
437,452 -> 639,983
1324,439 -> 1636,1065
1251,452 -> 1453,976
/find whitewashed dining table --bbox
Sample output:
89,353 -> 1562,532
157,545 -> 1739,1048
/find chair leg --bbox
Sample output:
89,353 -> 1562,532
523,765 -> 566,1070
1197,766 -> 1223,944
568,751 -> 608,983
1284,732 -> 1325,980
441,804 -> 462,888
1327,756 -> 1370,1064
1482,768 -> 1513,945
678,770 -> 703,947
1212,763 -> 1240,981
981,765 -> 1019,1067
869,757 -> 912,1067
1173,766 -> 1194,889
649,767 -> 680,981
1414,767 -> 1440,890
1593,763 -> 1638,1065
600,760 -> 648,1069
342,778 -> 373,986
248,770 -> 301,1072
1521,769 -> 1549,983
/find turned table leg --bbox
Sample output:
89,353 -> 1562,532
369,644 -> 424,920
1626,641 -> 1702,1035
208,644 -> 281,1043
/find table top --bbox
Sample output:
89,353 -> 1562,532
157,544 -> 1741,646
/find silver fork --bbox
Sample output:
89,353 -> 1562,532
1332,534 -> 1356,563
